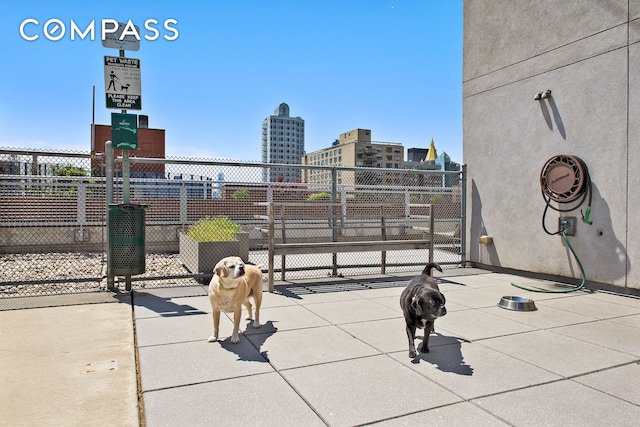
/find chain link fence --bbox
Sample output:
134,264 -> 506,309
0,148 -> 465,297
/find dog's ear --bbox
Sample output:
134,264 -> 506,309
214,262 -> 229,278
411,296 -> 423,316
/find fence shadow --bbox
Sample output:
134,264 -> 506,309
133,291 -> 207,317
274,277 -> 411,300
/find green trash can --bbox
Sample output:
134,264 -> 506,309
108,203 -> 147,276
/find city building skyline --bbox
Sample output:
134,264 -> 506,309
301,128 -> 404,187
405,138 -> 461,187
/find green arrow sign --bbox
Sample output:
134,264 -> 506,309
111,113 -> 138,149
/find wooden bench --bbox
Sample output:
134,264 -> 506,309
257,202 -> 434,292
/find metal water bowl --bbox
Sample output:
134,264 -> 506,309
498,296 -> 537,311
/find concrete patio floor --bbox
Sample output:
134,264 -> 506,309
3,267 -> 640,426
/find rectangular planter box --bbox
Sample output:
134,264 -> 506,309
179,232 -> 249,275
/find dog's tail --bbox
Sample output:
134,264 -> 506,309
421,262 -> 442,277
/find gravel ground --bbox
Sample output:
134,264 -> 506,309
0,252 -> 196,297
0,250 -> 429,298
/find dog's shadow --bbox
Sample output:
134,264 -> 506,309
411,332 -> 474,376
219,320 -> 278,363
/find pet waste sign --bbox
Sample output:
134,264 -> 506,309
104,56 -> 142,110
111,113 -> 138,149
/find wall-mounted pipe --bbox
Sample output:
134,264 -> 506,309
534,90 -> 552,101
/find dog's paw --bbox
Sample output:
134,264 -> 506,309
252,320 -> 262,328
207,335 -> 218,342
409,349 -> 417,358
230,334 -> 241,344
420,344 -> 430,353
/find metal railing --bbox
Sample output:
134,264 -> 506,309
0,148 -> 465,297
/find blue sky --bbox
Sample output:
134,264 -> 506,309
0,0 -> 463,163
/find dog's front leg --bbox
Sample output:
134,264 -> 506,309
420,322 -> 434,353
208,308 -> 221,342
230,307 -> 242,343
253,292 -> 262,328
406,324 -> 418,358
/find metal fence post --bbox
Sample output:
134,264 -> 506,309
331,168 -> 338,276
331,167 -> 337,204
180,184 -> 188,226
404,188 -> 410,220
106,142 -> 114,204
77,180 -> 87,242
460,164 -> 467,267
268,202 -> 275,292
267,182 -> 273,204
77,181 -> 87,226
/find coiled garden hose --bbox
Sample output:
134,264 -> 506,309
511,231 -> 585,293
516,155 -> 591,293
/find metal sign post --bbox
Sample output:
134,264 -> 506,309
105,140 -> 115,291
103,23 -> 143,291
122,150 -> 130,204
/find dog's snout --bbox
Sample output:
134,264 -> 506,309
230,263 -> 246,279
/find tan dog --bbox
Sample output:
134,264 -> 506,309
207,256 -> 263,343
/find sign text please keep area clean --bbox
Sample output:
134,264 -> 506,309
104,56 -> 141,110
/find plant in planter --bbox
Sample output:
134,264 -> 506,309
179,216 -> 249,279
308,192 -> 331,202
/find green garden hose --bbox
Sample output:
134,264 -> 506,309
511,231 -> 585,293
520,155 -> 592,293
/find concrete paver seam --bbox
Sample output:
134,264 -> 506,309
242,327 -> 331,426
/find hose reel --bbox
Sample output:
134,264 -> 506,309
510,154 -> 592,293
539,154 -> 592,234
540,155 -> 587,203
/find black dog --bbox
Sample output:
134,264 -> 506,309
400,262 -> 447,358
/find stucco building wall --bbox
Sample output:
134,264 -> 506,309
463,0 -> 639,291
